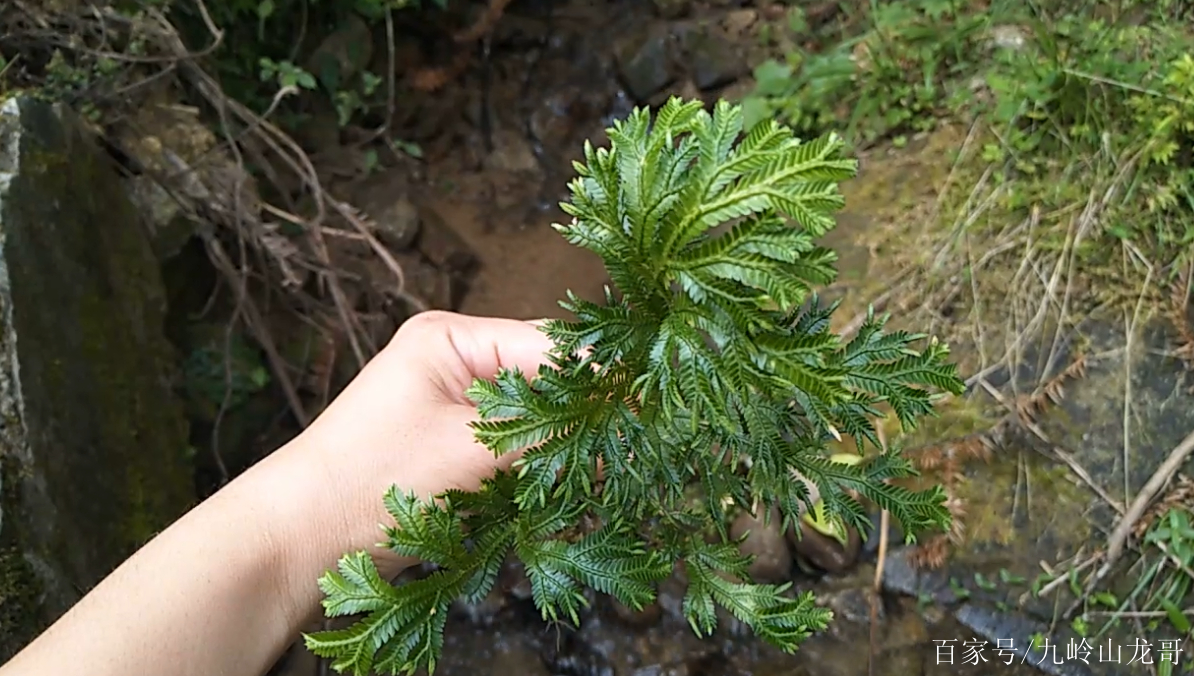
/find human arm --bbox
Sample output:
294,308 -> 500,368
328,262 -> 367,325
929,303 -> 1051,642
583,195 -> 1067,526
0,311 -> 555,676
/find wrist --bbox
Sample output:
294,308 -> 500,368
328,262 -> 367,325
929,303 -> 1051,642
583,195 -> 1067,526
262,435 -> 414,595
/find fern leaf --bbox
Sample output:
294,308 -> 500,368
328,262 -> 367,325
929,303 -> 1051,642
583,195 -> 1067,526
309,99 -> 965,675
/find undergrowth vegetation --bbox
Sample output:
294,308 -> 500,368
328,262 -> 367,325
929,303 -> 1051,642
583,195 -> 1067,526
745,0 -> 1194,644
745,0 -> 1194,261
172,0 -> 438,128
1,0 -> 439,134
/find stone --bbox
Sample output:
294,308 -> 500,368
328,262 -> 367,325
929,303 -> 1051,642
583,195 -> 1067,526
729,505 -> 792,583
483,129 -> 541,175
113,95 -> 260,261
306,13 -> 374,90
0,97 -> 193,660
361,192 -> 421,252
652,0 -> 690,19
451,584 -> 508,626
680,28 -> 748,92
615,27 -> 677,103
787,520 -> 861,574
721,9 -> 759,40
879,609 -> 929,651
490,639 -> 552,676
953,603 -> 1094,676
986,24 -> 1029,51
416,207 -> 479,278
877,546 -> 957,605
822,586 -> 879,625
608,597 -> 663,628
497,556 -> 533,601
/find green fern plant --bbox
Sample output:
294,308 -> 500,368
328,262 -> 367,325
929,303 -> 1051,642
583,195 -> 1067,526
304,98 -> 965,675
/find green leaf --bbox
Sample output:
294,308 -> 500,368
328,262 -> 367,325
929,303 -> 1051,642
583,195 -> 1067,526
310,99 -> 963,674
1161,598 -> 1192,635
753,59 -> 794,96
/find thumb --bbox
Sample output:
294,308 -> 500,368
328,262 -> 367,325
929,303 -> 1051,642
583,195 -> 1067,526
439,314 -> 556,380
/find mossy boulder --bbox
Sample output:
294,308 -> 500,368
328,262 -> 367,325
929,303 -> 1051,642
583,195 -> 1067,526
0,96 -> 193,660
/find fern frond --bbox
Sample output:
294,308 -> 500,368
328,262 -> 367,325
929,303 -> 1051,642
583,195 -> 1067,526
309,98 -> 965,675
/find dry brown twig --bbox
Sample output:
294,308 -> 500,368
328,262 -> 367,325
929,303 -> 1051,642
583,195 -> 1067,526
3,2 -> 437,430
1099,430 -> 1194,578
151,7 -> 427,314
868,424 -> 892,676
1135,474 -> 1194,540
1166,261 -> 1194,370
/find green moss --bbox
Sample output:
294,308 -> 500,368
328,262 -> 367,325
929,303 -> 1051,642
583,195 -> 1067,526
954,454 -> 1089,549
15,140 -> 191,553
0,458 -> 44,662
0,547 -> 42,661
0,97 -> 194,654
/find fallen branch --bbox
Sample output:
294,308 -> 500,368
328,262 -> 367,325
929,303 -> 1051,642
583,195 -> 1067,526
1103,428 -> 1194,569
1062,427 -> 1194,618
868,425 -> 891,676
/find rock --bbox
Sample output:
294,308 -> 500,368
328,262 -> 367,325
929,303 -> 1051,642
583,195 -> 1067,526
631,652 -> 728,676
730,505 -> 792,583
953,603 -> 1094,676
113,99 -> 249,261
615,27 -> 677,103
496,556 -> 533,601
528,86 -> 610,157
483,129 -> 541,175
306,13 -> 374,90
877,546 -> 957,605
783,634 -> 871,676
822,587 -> 879,625
680,28 -> 748,92
655,79 -> 704,109
0,97 -> 193,660
787,520 -> 861,574
652,0 -> 690,19
873,648 -> 923,676
362,193 -> 421,251
451,585 -> 508,626
413,207 -> 479,310
393,250 -> 453,310
721,9 -> 759,40
608,598 -> 663,628
492,640 -> 552,676
542,629 -> 616,676
879,609 -> 928,651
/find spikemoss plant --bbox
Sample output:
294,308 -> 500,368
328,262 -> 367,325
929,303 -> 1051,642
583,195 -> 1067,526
304,98 -> 965,675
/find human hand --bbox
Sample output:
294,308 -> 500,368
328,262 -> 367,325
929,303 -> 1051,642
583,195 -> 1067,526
0,310 -> 557,676
281,310 -> 555,581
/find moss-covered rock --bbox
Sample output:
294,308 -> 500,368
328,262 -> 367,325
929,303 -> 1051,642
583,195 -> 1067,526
0,96 -> 193,661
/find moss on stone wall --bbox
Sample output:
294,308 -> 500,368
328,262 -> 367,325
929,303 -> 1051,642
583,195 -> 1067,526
0,97 -> 193,659
0,546 -> 42,658
0,457 -> 44,661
